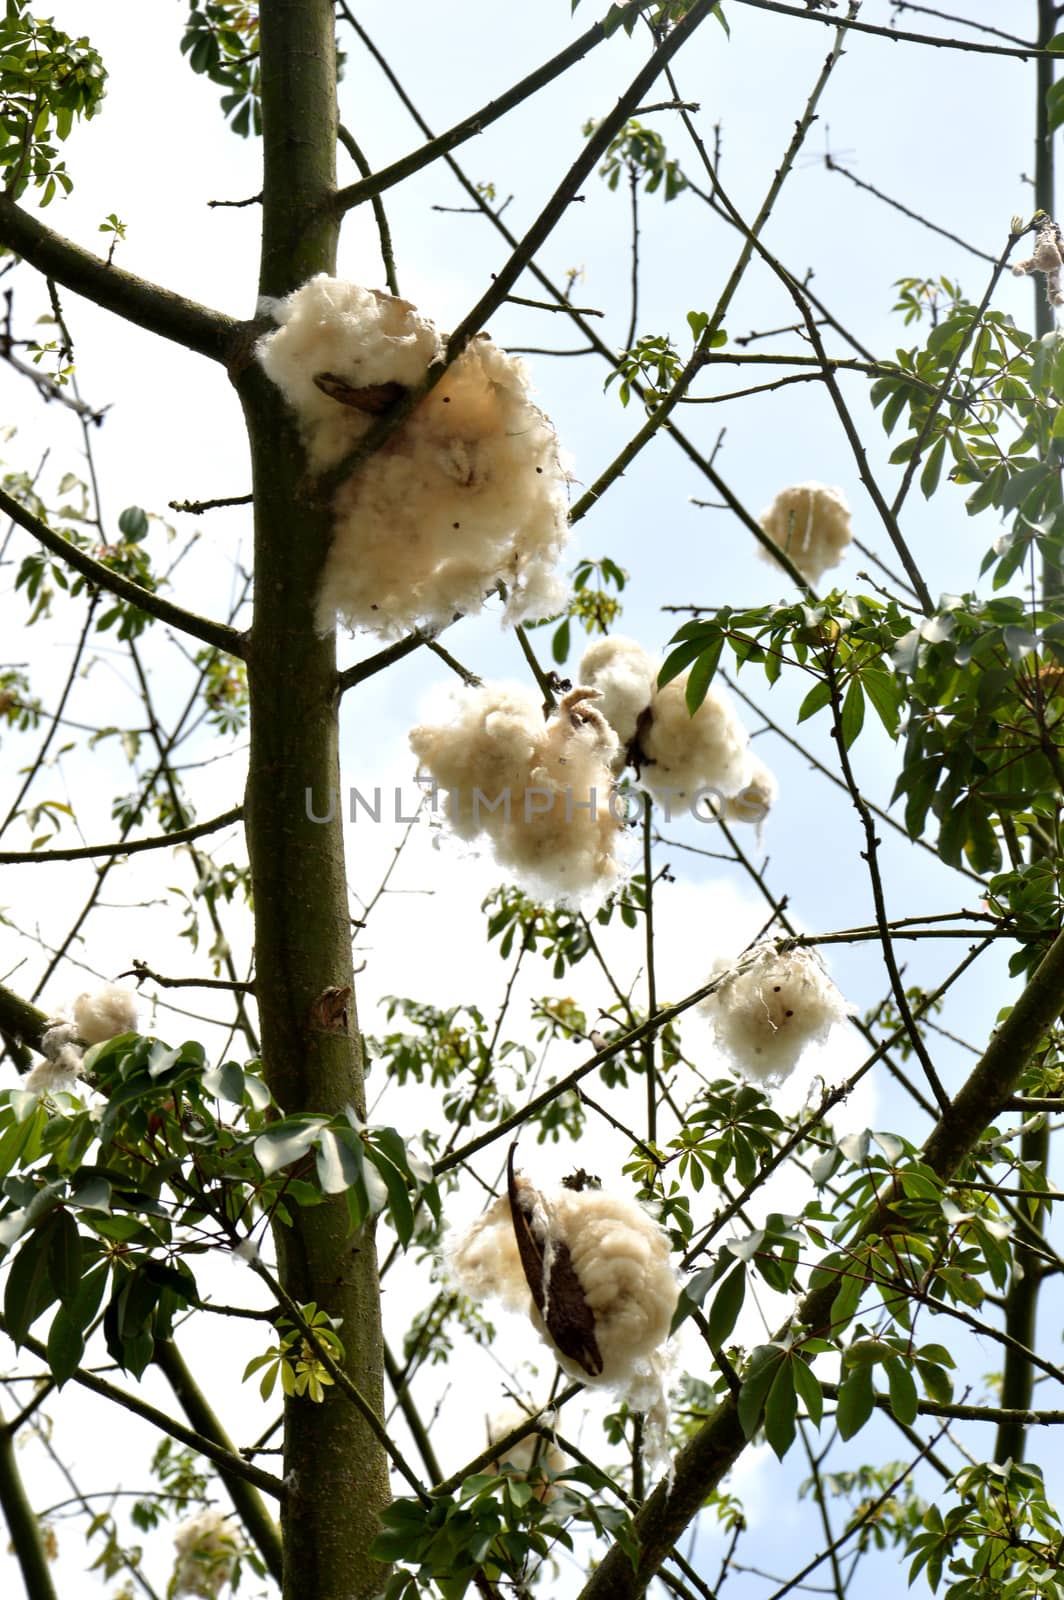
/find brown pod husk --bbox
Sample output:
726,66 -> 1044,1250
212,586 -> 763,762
507,1144 -> 603,1377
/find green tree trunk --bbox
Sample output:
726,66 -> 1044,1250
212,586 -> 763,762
237,3 -> 389,1594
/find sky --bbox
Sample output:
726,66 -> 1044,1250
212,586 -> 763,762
0,1 -> 1057,1596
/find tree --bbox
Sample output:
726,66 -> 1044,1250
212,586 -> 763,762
1,1 -> 1064,1598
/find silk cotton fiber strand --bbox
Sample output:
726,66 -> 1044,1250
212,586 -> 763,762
701,943 -> 852,1083
409,682 -> 625,904
255,276 -> 571,636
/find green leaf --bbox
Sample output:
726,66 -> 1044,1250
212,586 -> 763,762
829,1255 -> 865,1332
315,1129 -> 364,1195
919,434 -> 947,499
659,627 -> 718,689
835,1361 -> 875,1441
885,1356 -> 919,1425
254,1118 -> 328,1176
366,1145 -> 414,1246
684,636 -> 724,713
48,1208 -> 82,1305
737,1344 -> 781,1439
551,617 -> 571,666
796,680 -> 831,723
792,1357 -> 823,1428
861,668 -> 901,738
839,676 -> 865,750
4,1214 -> 61,1346
706,1261 -> 745,1347
763,1359 -> 797,1460
1048,77 -> 1064,134
46,1301 -> 85,1385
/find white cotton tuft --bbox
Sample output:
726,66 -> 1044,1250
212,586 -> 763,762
72,983 -> 139,1045
758,482 -> 852,586
485,1407 -> 568,1501
255,277 -> 572,637
577,635 -> 657,754
723,756 -> 779,827
448,1189 -> 531,1313
409,683 -> 625,904
575,637 -> 772,813
640,677 -> 751,806
256,276 -> 440,468
450,1178 -> 678,1429
701,943 -> 852,1083
544,1187 -> 678,1390
172,1507 -> 242,1599
25,1047 -> 83,1096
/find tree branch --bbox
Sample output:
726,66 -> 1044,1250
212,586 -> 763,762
0,487 -> 246,658
0,1404 -> 59,1600
0,1318 -> 285,1500
154,1341 -> 283,1583
0,806 -> 243,864
578,923 -> 1064,1599
0,193 -> 236,361
730,0 -> 1050,57
332,0 -> 661,215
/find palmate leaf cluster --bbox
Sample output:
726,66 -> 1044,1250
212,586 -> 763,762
0,0 -> 105,205
0,1028 -> 439,1384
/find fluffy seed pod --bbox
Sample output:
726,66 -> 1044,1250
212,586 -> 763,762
72,983 -> 139,1045
24,984 -> 139,1095
577,637 -> 773,812
701,943 -> 852,1083
409,683 -> 625,904
577,635 -> 657,757
256,276 -> 571,636
639,677 -> 751,806
723,757 -> 779,827
450,1160 -> 678,1393
758,483 -> 852,586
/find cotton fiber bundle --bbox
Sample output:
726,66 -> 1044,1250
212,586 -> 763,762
701,943 -> 852,1083
25,982 -> 139,1094
640,677 -> 751,805
758,482 -> 852,586
577,634 -> 657,758
409,683 -> 624,904
723,758 -> 779,826
450,1166 -> 677,1402
256,276 -> 571,636
72,982 -> 139,1044
576,636 -> 775,815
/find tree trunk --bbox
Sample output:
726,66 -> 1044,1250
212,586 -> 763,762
237,4 -> 389,1594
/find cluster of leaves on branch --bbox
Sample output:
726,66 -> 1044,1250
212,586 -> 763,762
0,1028 -> 439,1383
180,0 -> 261,138
591,116 -> 687,201
375,1461 -> 637,1600
0,0 -> 105,206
